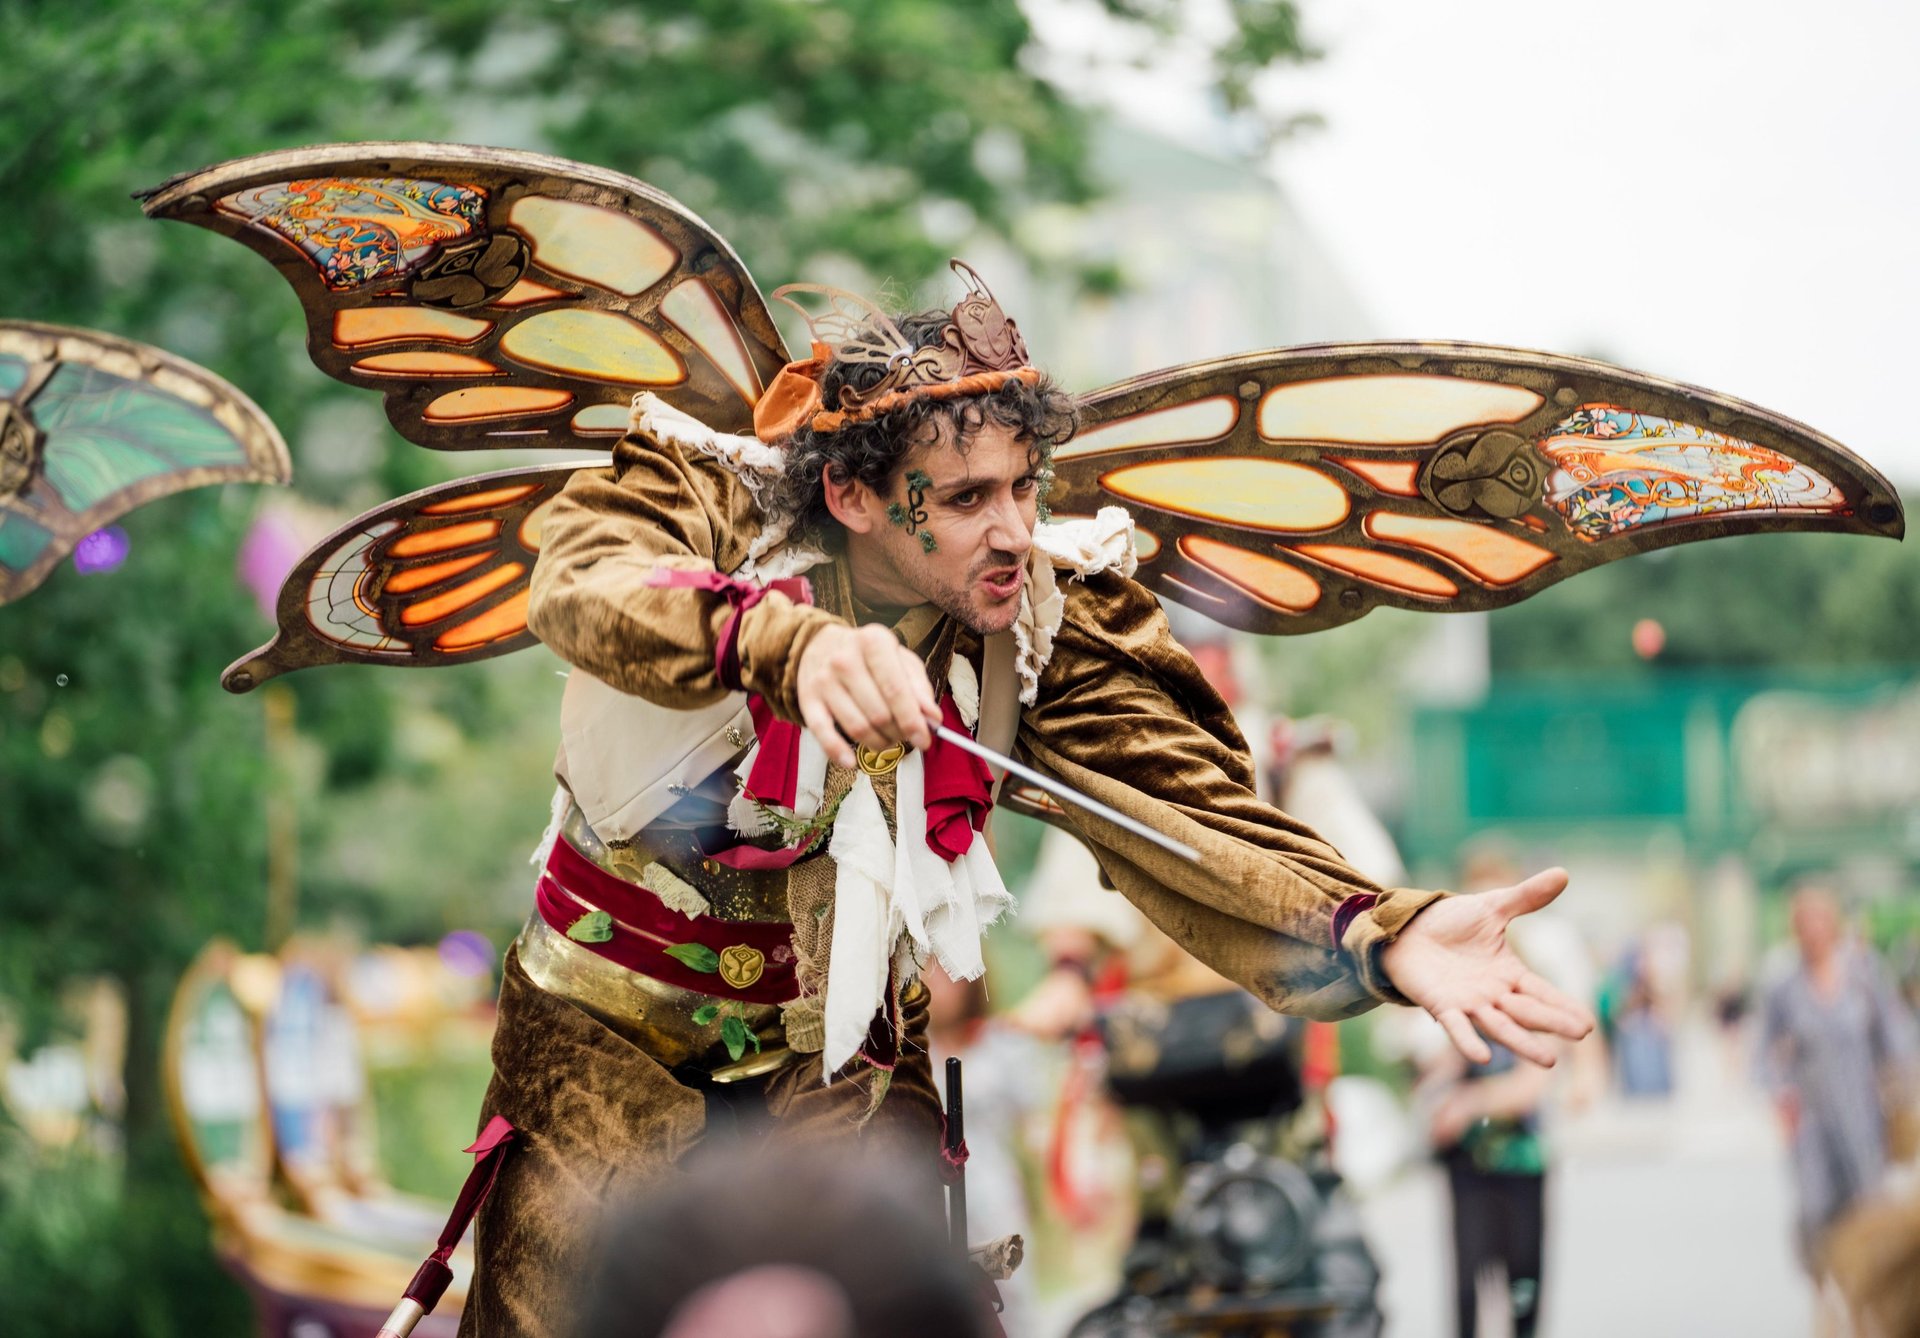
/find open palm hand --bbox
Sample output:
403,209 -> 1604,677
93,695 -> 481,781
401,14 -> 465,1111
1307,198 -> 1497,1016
1380,867 -> 1595,1067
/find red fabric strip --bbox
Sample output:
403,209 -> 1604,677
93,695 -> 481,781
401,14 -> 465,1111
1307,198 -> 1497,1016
742,694 -> 803,811
938,1113 -> 971,1185
547,838 -> 789,937
707,695 -> 816,869
705,837 -> 816,871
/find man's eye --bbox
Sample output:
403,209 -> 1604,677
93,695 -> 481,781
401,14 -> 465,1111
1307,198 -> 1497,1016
1013,476 -> 1038,494
949,491 -> 980,508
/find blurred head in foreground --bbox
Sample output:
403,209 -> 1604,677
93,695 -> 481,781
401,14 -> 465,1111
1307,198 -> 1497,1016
574,1147 -> 992,1338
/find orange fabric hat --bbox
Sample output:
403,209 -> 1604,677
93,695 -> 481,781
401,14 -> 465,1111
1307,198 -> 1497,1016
752,341 -> 832,444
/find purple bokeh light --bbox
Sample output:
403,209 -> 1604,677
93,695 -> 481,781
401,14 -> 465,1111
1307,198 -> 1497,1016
237,507 -> 306,620
71,526 -> 130,575
438,929 -> 495,978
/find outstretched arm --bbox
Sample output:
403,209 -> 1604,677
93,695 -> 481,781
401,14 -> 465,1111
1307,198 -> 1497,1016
1017,572 -> 1590,1064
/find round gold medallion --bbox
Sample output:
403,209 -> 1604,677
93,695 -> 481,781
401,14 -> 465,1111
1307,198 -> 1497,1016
856,743 -> 907,776
717,944 -> 766,989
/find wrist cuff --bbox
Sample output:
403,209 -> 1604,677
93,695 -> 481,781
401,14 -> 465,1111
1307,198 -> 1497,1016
1336,886 -> 1448,1006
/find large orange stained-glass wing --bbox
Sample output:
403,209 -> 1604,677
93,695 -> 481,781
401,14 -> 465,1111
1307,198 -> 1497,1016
139,143 -> 790,450
0,321 -> 290,605
222,464 -> 579,692
1054,343 -> 1904,634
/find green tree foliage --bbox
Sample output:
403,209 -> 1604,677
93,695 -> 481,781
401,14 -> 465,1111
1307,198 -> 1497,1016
1490,531 -> 1920,676
0,2 -> 1316,1331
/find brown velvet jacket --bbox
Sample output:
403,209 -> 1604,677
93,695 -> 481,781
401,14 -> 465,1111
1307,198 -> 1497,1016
526,431 -> 1443,1020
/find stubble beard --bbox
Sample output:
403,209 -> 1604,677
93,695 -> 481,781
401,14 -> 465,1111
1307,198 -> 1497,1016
914,551 -> 1025,637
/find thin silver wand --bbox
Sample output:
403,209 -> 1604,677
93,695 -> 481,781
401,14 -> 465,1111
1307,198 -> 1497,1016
933,724 -> 1203,867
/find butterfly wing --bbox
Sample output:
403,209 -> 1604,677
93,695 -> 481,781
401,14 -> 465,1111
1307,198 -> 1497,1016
141,143 -> 790,449
224,463 -> 580,692
0,321 -> 290,605
1053,342 -> 1903,634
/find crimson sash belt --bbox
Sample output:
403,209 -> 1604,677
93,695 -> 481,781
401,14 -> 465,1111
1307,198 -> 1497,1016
535,837 -> 799,1005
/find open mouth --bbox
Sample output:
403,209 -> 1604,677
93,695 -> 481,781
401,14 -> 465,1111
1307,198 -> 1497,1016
979,567 -> 1024,600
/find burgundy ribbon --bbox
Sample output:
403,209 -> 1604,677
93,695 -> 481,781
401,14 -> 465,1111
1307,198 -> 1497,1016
922,696 -> 992,863
645,567 -> 812,692
399,1116 -> 518,1313
704,708 -> 818,864
1330,891 -> 1382,952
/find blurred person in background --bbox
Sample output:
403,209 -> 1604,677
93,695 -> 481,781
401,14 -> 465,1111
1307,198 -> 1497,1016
1607,950 -> 1675,1098
1757,881 -> 1919,1269
1595,921 -> 1688,1099
1419,848 -> 1601,1338
1424,1041 -> 1552,1338
574,1147 -> 994,1338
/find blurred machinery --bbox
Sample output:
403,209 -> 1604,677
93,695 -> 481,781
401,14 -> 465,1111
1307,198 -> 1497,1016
1068,992 -> 1381,1338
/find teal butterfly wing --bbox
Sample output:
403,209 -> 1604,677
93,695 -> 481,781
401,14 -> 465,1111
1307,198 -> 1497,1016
0,321 -> 290,604
1049,342 -> 1903,635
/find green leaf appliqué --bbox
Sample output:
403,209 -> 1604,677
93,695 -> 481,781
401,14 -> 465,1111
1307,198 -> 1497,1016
664,942 -> 720,972
720,1014 -> 760,1062
690,1003 -> 721,1026
565,910 -> 613,944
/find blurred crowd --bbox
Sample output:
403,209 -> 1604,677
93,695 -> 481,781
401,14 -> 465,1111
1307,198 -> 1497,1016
13,718 -> 1920,1338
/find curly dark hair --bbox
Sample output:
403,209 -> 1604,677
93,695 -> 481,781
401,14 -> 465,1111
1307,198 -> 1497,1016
767,308 -> 1079,545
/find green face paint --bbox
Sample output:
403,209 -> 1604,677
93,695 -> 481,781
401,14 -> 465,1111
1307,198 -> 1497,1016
897,468 -> 932,546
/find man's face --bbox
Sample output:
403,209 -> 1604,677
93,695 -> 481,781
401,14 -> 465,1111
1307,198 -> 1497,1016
836,419 -> 1041,635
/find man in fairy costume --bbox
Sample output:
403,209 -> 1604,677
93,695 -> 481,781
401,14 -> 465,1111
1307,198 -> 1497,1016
461,267 -> 1595,1334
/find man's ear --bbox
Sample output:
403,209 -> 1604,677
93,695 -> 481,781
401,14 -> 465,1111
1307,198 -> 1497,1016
820,463 -> 879,534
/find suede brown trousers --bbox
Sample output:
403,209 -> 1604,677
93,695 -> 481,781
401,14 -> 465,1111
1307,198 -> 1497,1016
457,949 -> 943,1338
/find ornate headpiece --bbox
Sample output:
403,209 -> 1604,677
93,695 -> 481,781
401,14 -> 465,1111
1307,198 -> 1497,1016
752,260 -> 1039,443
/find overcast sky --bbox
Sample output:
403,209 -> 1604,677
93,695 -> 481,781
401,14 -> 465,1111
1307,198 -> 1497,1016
1039,0 -> 1920,488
